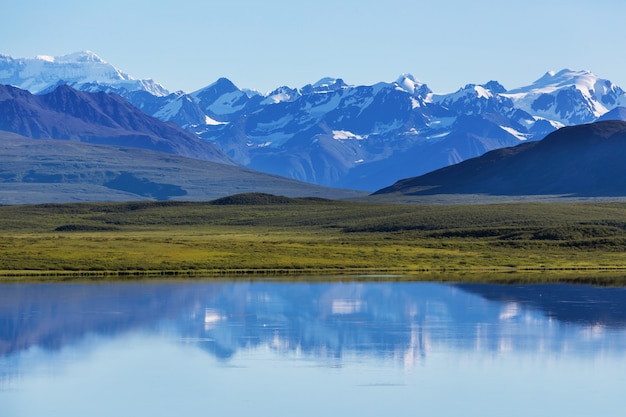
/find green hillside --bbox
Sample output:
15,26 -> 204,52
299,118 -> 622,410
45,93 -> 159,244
2,196 -> 626,283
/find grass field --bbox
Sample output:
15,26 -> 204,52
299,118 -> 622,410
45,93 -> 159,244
2,194 -> 626,283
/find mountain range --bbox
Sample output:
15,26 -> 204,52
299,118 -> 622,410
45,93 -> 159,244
3,51 -> 626,191
0,84 -> 364,204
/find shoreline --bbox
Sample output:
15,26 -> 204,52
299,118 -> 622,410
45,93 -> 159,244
2,267 -> 626,286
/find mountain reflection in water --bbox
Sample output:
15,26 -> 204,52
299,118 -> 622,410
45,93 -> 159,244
2,280 -> 626,417
2,280 -> 626,365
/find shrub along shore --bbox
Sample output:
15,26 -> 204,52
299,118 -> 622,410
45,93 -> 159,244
2,194 -> 626,284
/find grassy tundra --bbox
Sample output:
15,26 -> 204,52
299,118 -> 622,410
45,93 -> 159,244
2,194 -> 626,283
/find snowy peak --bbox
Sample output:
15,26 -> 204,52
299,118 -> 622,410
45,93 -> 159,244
262,86 -> 302,104
532,69 -> 598,90
432,81 -> 513,116
396,73 -> 419,90
302,78 -> 350,94
482,80 -> 507,94
190,77 -> 253,120
39,50 -> 106,64
313,77 -> 348,88
394,73 -> 431,97
0,51 -> 169,97
504,69 -> 625,125
198,77 -> 240,96
510,69 -> 611,95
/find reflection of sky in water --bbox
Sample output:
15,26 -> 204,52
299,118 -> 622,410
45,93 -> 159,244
1,281 -> 626,416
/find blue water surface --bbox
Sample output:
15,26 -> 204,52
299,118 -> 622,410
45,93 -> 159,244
1,280 -> 625,416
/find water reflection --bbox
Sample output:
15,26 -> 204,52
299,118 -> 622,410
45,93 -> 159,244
1,280 -> 626,416
2,281 -> 626,361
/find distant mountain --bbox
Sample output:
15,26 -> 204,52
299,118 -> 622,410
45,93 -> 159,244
4,51 -> 626,190
0,51 -> 168,97
0,133 -> 365,204
0,84 -> 231,164
502,69 -> 626,125
373,120 -> 626,198
143,70 -> 626,190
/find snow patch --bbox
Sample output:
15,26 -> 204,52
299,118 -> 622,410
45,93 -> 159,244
332,130 -> 364,140
499,125 -> 528,141
248,132 -> 293,147
35,55 -> 55,63
426,131 -> 451,140
433,84 -> 493,105
205,115 -> 227,126
314,77 -> 338,88
474,85 -> 492,99
262,91 -> 294,104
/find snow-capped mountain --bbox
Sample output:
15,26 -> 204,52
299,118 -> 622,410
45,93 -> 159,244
4,51 -> 626,190
0,51 -> 168,98
153,69 -> 626,190
503,69 -> 626,125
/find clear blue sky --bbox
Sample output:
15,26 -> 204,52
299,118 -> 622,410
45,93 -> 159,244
3,0 -> 626,94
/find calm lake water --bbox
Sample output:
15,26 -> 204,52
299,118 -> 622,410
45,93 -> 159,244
1,279 -> 626,416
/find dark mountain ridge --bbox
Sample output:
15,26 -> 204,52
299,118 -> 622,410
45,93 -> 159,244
374,120 -> 626,198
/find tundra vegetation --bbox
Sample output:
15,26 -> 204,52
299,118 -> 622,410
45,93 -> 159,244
2,193 -> 626,284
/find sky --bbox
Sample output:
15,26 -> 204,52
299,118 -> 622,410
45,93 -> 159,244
3,0 -> 626,94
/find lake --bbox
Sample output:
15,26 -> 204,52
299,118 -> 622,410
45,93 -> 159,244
1,279 -> 625,416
